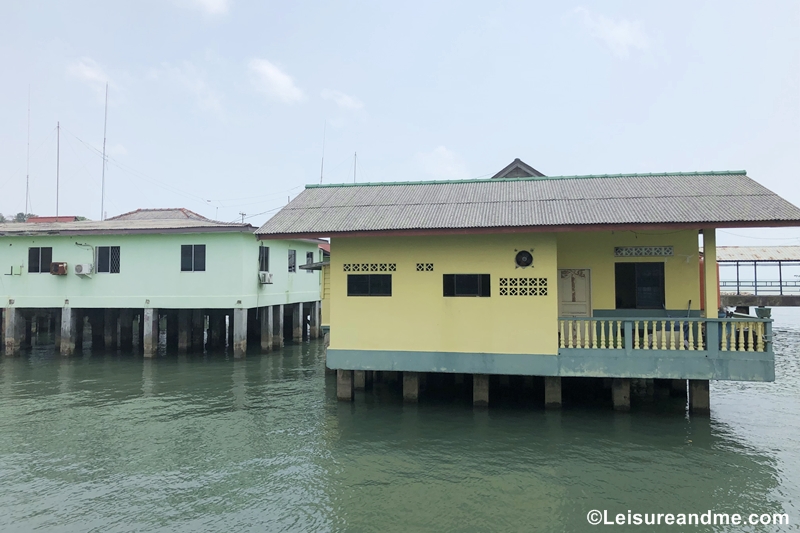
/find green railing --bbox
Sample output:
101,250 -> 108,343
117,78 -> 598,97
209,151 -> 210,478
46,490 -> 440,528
558,317 -> 772,355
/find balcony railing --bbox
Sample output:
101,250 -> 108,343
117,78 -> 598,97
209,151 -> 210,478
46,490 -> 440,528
558,317 -> 772,354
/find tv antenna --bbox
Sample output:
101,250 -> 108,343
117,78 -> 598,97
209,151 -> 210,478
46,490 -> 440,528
25,86 -> 30,215
100,83 -> 108,220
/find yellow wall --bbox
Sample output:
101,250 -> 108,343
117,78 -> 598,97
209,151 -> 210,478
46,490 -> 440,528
330,233 -> 559,355
557,230 -> 701,311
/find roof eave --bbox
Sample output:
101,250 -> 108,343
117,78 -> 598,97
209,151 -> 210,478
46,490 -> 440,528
0,225 -> 255,237
256,219 -> 800,240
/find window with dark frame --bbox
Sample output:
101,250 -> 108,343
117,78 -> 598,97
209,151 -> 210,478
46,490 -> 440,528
27,247 -> 52,273
443,274 -> 491,297
347,274 -> 392,296
306,251 -> 314,273
180,244 -> 206,272
614,262 -> 665,309
259,246 -> 270,271
288,249 -> 296,273
96,246 -> 121,274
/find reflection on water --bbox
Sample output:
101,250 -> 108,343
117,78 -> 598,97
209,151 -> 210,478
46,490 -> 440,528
0,312 -> 798,532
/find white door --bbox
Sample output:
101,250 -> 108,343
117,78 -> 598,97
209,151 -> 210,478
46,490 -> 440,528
558,269 -> 592,317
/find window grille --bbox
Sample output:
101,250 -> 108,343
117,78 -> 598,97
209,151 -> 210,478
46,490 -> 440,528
498,277 -> 548,296
614,246 -> 674,257
343,263 -> 396,272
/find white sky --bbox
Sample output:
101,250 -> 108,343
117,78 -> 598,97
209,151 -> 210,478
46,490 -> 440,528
0,0 -> 798,245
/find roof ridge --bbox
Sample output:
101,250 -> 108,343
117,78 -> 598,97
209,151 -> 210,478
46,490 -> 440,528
306,170 -> 747,189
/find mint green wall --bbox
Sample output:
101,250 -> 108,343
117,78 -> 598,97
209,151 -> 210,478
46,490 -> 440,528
0,232 -> 320,309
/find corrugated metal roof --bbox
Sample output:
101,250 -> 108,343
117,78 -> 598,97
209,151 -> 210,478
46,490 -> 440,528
716,246 -> 800,262
106,208 -> 210,221
0,218 -> 253,236
255,171 -> 800,236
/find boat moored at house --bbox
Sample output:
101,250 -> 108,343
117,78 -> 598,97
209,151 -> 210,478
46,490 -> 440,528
255,160 -> 800,412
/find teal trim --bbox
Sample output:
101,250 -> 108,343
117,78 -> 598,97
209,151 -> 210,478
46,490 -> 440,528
592,309 -> 703,318
321,325 -> 330,334
326,346 -> 774,382
305,170 -> 747,189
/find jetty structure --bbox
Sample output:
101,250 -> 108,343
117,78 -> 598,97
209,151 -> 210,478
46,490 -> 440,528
255,160 -> 800,412
1,208 -> 322,358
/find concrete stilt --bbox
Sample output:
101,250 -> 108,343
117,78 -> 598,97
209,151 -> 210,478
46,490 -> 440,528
670,379 -> 687,398
165,311 -> 178,350
75,312 -> 85,350
3,307 -> 21,356
143,308 -> 159,358
23,314 -> 32,347
354,370 -> 366,390
233,308 -> 247,358
612,378 -> 631,411
119,310 -> 133,350
473,374 -> 489,407
292,303 -> 302,341
403,371 -> 419,403
90,310 -> 105,350
337,369 -> 353,401
191,309 -> 204,351
310,301 -> 320,339
273,304 -> 284,349
211,311 -> 226,349
104,309 -> 118,349
544,376 -> 562,409
689,379 -> 710,414
261,306 -> 273,351
60,306 -> 76,356
178,310 -> 190,353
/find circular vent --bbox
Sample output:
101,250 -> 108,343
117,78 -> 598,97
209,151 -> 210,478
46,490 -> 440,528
515,250 -> 533,268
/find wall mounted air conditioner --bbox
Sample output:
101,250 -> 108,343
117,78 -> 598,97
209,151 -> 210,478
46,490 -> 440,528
50,262 -> 68,276
74,263 -> 93,276
259,271 -> 273,284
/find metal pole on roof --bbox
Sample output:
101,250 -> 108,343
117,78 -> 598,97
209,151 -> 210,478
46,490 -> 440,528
354,152 -> 357,183
319,120 -> 326,184
56,121 -> 60,217
25,86 -> 30,215
100,83 -> 108,221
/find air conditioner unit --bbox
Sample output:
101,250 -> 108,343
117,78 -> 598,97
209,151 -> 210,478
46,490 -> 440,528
50,262 -> 68,276
74,263 -> 93,276
259,271 -> 273,284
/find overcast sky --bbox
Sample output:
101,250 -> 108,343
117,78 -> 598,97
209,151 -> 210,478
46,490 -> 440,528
1,0 -> 798,245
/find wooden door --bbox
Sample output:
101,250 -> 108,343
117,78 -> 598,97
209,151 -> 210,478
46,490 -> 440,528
558,269 -> 592,317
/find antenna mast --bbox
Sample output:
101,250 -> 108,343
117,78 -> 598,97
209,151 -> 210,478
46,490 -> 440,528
56,122 -> 60,216
354,152 -> 357,183
25,86 -> 30,215
319,120 -> 326,184
100,83 -> 108,220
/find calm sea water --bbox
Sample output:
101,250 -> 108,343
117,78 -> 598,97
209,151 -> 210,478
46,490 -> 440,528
1,310 -> 799,532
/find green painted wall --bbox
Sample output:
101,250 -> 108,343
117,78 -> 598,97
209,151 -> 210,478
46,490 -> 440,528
0,231 -> 320,309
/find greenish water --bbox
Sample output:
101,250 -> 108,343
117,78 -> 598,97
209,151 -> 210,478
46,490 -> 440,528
1,310 -> 799,532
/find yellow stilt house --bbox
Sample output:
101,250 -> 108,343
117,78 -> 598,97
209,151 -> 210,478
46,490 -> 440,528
256,161 -> 800,411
